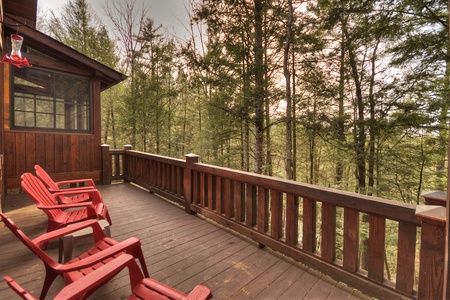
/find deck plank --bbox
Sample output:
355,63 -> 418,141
0,183 -> 366,299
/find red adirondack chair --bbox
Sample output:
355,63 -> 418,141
4,276 -> 35,300
5,254 -> 212,300
34,165 -> 96,204
1,214 -> 149,300
20,173 -> 112,244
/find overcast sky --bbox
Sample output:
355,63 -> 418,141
37,0 -> 191,39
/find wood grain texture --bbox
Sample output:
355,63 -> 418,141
0,183 -> 367,300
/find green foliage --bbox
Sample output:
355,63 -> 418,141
38,0 -> 449,202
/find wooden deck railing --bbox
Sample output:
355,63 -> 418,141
101,145 -> 447,300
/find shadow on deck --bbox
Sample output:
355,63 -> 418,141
0,183 -> 370,299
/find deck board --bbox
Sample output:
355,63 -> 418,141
0,183 -> 370,299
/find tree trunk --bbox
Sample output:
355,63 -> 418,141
292,49 -> 297,181
253,0 -> 265,174
243,56 -> 251,172
103,100 -> 110,145
344,25 -> 366,194
284,0 -> 293,180
368,40 -> 380,196
336,30 -> 345,185
110,100 -> 117,148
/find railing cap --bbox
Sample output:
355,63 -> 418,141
185,153 -> 199,158
421,190 -> 446,200
415,205 -> 446,223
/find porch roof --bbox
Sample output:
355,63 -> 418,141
3,14 -> 127,90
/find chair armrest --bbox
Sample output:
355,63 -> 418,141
55,237 -> 143,272
54,254 -> 138,300
37,201 -> 93,209
53,189 -> 103,205
186,285 -> 213,300
4,276 -> 37,300
52,189 -> 100,197
32,219 -> 104,246
56,178 -> 96,188
48,186 -> 95,193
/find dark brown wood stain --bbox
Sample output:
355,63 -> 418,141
0,183 -> 369,299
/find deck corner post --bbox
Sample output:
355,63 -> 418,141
123,144 -> 132,182
184,153 -> 199,214
101,144 -> 111,185
416,205 -> 446,300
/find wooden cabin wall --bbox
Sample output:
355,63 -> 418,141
4,132 -> 101,189
3,70 -> 103,190
0,33 -> 4,209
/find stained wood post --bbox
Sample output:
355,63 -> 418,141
343,208 -> 359,272
0,154 -> 4,213
123,144 -> 132,183
286,194 -> 299,246
416,205 -> 446,300
101,144 -> 111,185
184,153 -> 199,214
303,198 -> 316,252
422,190 -> 446,207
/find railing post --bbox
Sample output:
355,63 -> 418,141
101,144 -> 111,185
123,144 -> 132,183
416,205 -> 446,300
422,190 -> 446,207
184,153 -> 199,214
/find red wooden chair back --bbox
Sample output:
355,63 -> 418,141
1,213 -> 147,300
34,165 -> 96,203
20,173 -> 112,236
21,172 -> 62,220
34,165 -> 59,191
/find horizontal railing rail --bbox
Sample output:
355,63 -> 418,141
101,145 -> 446,300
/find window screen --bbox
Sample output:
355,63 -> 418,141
13,68 -> 91,132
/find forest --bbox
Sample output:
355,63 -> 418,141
37,0 -> 449,205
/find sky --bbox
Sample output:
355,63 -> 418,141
37,0 -> 191,40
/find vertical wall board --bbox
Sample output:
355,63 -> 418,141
14,132 -> 26,176
62,134 -> 71,172
25,132 -> 36,171
35,133 -> 46,168
4,132 -> 14,176
87,134 -> 95,170
70,135 -> 80,171
79,135 -> 88,171
44,134 -> 55,172
54,134 -> 64,173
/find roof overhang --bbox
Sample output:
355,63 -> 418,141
3,14 -> 127,90
3,0 -> 37,28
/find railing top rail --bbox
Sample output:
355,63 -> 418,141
126,150 -> 186,167
193,162 -> 419,224
109,149 -> 126,155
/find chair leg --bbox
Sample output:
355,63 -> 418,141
137,251 -> 149,278
42,222 -> 60,250
106,212 -> 112,225
40,265 -> 58,300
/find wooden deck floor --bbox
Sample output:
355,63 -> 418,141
0,183 -> 370,300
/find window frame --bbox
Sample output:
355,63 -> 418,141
11,67 -> 93,133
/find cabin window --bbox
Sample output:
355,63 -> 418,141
12,68 -> 91,132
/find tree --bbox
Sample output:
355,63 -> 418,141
389,0 -> 450,191
39,0 -> 122,147
284,0 -> 294,180
45,0 -> 117,67
105,0 -> 149,147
